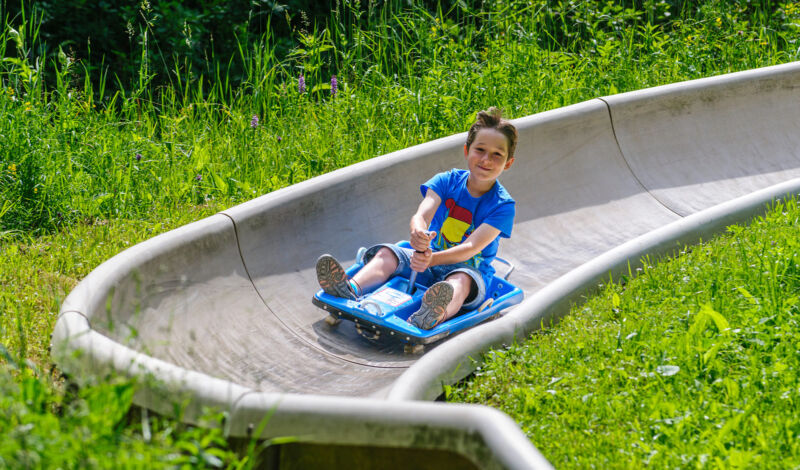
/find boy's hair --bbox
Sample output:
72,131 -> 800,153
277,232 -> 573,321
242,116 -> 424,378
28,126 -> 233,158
466,107 -> 518,160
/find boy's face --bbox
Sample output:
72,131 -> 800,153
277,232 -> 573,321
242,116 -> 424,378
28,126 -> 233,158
463,128 -> 514,184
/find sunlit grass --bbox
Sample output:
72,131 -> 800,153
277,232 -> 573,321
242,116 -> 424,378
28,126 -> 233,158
0,362 -> 246,468
450,199 -> 800,468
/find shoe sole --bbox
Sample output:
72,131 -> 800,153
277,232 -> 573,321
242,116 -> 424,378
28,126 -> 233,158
409,282 -> 453,330
316,255 -> 356,300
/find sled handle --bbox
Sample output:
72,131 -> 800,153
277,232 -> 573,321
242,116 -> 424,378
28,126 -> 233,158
407,231 -> 433,294
494,257 -> 515,280
407,250 -> 425,294
361,300 -> 383,317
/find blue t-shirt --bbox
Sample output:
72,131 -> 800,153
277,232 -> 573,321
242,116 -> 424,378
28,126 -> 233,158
421,169 -> 515,280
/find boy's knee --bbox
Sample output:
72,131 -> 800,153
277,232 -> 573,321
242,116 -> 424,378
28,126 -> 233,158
376,247 -> 397,259
445,272 -> 473,291
372,247 -> 399,267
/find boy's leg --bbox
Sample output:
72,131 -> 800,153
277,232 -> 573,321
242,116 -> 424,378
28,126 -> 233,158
441,272 -> 473,321
351,247 -> 399,292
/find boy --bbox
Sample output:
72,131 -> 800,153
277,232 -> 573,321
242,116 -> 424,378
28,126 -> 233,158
316,107 -> 517,330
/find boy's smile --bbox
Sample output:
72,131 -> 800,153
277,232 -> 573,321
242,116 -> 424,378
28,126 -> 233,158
464,128 -> 514,196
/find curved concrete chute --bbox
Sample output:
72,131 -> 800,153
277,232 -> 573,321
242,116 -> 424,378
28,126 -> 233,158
51,62 -> 800,468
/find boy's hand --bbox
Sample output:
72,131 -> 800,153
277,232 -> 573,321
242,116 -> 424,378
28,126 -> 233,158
410,230 -> 436,252
410,248 -> 433,272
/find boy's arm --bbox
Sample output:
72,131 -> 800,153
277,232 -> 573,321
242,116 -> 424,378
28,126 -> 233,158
428,223 -> 501,267
409,189 -> 441,251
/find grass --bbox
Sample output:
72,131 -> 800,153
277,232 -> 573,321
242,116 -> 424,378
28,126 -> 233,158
0,364 -> 244,468
1,0 -> 799,466
449,198 -> 800,468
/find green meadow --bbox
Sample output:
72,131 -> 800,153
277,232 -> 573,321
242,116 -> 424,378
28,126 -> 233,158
1,0 -> 799,466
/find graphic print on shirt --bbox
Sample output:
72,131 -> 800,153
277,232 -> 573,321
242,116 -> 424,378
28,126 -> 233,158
434,198 -> 483,269
440,199 -> 472,244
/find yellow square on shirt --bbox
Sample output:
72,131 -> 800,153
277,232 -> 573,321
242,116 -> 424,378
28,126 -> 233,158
441,217 -> 470,244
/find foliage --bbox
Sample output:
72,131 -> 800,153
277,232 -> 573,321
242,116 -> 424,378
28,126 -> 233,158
450,199 -> 800,467
0,0 -> 798,234
0,0 -> 799,465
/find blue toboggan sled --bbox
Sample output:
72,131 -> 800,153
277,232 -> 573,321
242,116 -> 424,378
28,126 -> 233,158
312,241 -> 524,353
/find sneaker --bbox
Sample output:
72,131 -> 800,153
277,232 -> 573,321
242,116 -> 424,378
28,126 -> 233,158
408,281 -> 453,330
316,254 -> 357,300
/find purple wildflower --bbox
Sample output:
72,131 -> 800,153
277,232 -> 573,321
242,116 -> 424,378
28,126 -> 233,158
330,75 -> 338,96
298,73 -> 306,94
135,153 -> 142,162
277,136 -> 282,143
195,174 -> 202,182
250,114 -> 259,128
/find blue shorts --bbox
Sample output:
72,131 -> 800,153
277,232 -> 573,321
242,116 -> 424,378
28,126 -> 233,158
362,243 -> 486,310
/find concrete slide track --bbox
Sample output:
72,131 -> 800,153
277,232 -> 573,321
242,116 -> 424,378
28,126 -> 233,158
52,62 -> 800,468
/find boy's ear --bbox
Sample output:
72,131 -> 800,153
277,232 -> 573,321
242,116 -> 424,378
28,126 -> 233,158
504,156 -> 515,170
463,144 -> 468,156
